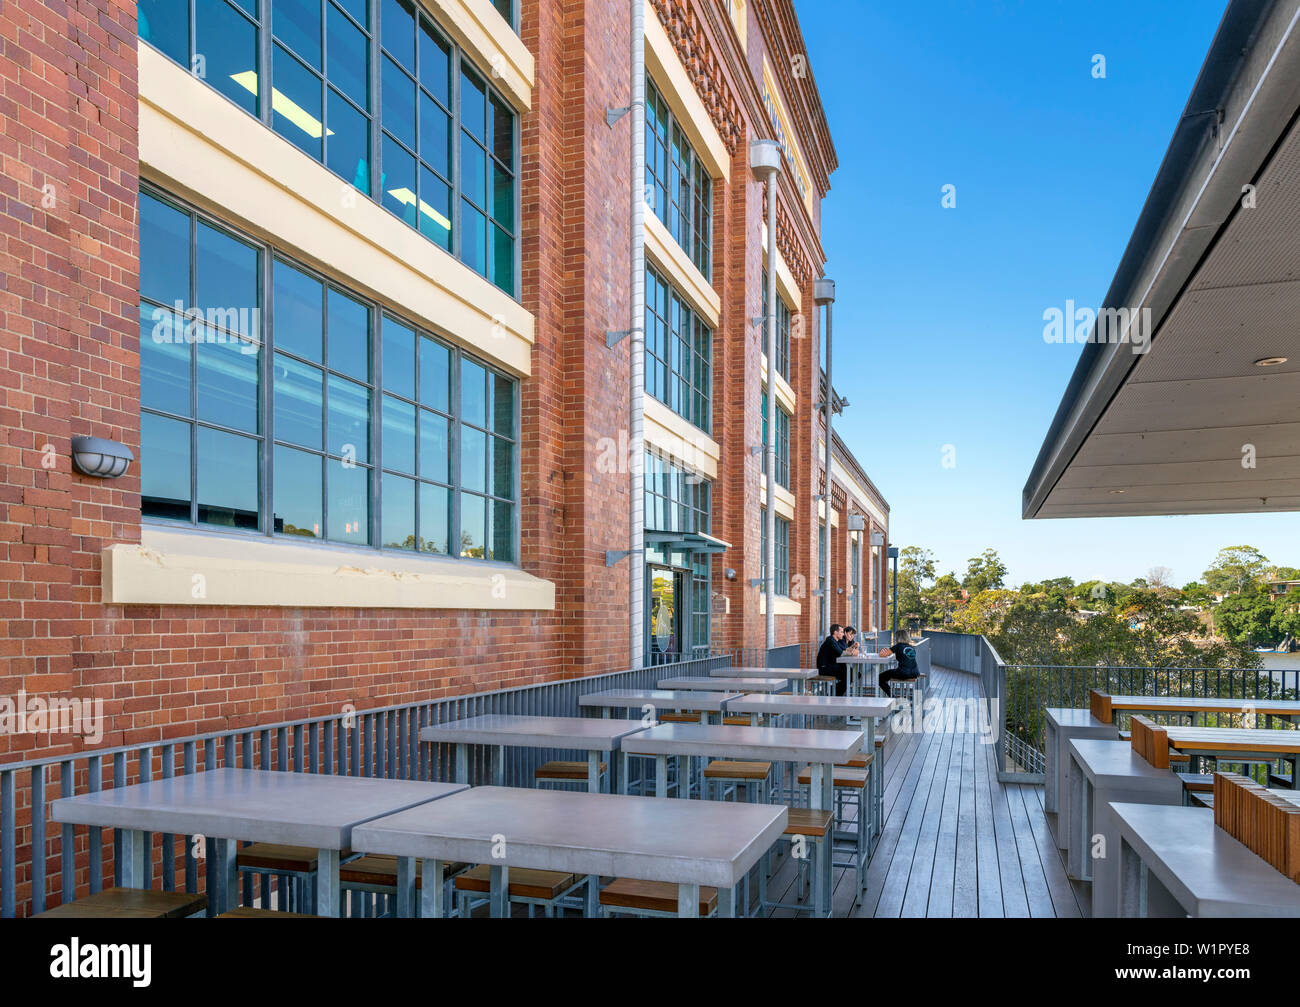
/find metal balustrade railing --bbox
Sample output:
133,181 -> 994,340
0,651 -> 732,918
918,629 -> 1300,782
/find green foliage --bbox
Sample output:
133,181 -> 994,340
1202,545 -> 1270,597
962,548 -> 1007,595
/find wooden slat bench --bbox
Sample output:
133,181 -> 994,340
1091,689 -> 1300,726
33,887 -> 208,919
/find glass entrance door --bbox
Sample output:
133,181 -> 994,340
648,565 -> 683,664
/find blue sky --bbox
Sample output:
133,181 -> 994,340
799,0 -> 1298,588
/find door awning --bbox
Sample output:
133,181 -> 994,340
645,530 -> 731,554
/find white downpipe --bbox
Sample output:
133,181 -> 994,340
763,175 -> 778,652
821,292 -> 833,639
629,0 -> 646,667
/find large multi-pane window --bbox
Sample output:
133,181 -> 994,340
644,451 -> 711,536
645,451 -> 712,656
760,509 -> 791,598
645,75 -> 713,276
138,0 -> 517,295
139,187 -> 517,561
760,389 -> 790,489
761,270 -> 792,383
645,265 -> 712,433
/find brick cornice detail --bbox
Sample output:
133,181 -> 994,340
650,0 -> 743,155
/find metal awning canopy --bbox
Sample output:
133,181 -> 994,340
644,531 -> 731,554
1023,0 -> 1300,519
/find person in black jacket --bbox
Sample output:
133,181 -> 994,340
877,628 -> 920,696
816,624 -> 847,695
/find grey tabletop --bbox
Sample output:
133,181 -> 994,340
419,714 -> 647,749
1047,707 -> 1113,728
1069,738 -> 1173,784
656,675 -> 788,692
620,722 -> 863,763
837,654 -> 896,665
721,666 -> 819,680
578,689 -> 739,713
1110,802 -> 1300,916
352,786 -> 788,888
49,768 -> 466,849
727,693 -> 896,720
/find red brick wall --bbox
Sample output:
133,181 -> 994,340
0,0 -> 641,773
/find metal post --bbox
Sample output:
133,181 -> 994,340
889,545 -> 899,637
751,140 -> 781,651
814,279 -> 836,639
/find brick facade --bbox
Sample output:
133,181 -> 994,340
0,0 -> 888,913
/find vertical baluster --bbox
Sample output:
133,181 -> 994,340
137,747 -> 153,889
60,760 -> 75,907
397,710 -> 408,781
309,721 -> 319,774
183,743 -> 197,894
30,767 -> 45,914
363,716 -> 373,778
112,752 -> 125,887
87,755 -> 103,895
350,716 -> 360,777
161,744 -> 175,892
293,724 -> 304,773
322,721 -> 334,776
276,728 -> 287,772
0,770 -> 13,918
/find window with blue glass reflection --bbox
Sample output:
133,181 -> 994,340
141,0 -> 515,294
139,187 -> 518,562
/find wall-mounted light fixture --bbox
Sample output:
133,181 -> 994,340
71,436 -> 134,478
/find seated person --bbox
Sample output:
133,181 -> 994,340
877,629 -> 920,696
815,624 -> 847,696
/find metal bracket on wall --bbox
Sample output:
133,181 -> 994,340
749,578 -> 764,588
606,549 -> 644,567
605,102 -> 643,129
606,327 -> 642,349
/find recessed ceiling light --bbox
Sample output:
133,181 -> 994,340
1254,356 -> 1288,367
1109,489 -> 1126,495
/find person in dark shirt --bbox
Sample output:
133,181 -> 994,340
877,628 -> 920,696
815,624 -> 847,695
842,627 -> 860,657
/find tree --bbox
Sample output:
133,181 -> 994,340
1271,588 -> 1300,644
924,573 -> 964,625
1203,546 -> 1270,597
1214,588 -> 1275,648
962,548 -> 1007,595
1181,581 -> 1214,610
892,546 -> 936,630
1147,566 -> 1173,589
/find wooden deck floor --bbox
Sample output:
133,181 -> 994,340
765,662 -> 1084,918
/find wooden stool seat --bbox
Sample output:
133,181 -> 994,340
702,760 -> 771,781
838,754 -> 873,769
236,843 -> 349,873
722,716 -> 752,726
1176,772 -> 1213,793
217,906 -> 315,918
33,887 -> 208,919
599,878 -> 718,916
797,766 -> 868,789
784,807 -> 835,836
810,676 -> 838,684
454,865 -> 579,901
658,712 -> 700,723
534,760 -> 607,782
